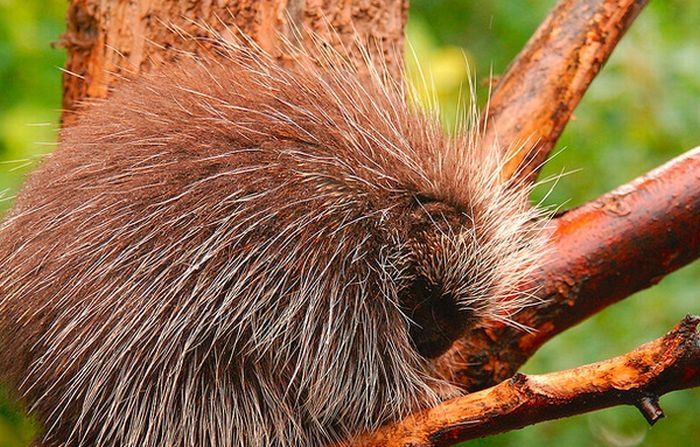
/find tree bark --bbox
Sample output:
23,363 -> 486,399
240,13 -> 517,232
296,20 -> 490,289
60,0 -> 408,123
483,0 -> 649,183
351,315 -> 700,447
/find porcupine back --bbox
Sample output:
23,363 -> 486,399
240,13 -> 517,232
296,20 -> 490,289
0,37 -> 546,446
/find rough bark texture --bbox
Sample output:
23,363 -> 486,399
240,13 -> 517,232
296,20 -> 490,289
437,147 -> 700,391
60,0 -> 408,123
351,315 -> 700,447
482,0 -> 649,182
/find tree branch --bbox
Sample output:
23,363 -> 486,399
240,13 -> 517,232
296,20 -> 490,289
352,315 -> 700,447
436,147 -> 700,390
481,0 -> 648,183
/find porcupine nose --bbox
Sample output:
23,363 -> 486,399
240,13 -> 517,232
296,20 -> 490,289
404,275 -> 473,359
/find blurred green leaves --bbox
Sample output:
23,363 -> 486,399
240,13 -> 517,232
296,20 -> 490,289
0,388 -> 35,447
0,0 -> 65,207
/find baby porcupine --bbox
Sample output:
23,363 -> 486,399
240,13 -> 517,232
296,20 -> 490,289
0,36 -> 547,447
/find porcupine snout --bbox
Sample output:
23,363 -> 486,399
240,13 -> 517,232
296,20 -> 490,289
397,198 -> 478,359
402,273 -> 471,358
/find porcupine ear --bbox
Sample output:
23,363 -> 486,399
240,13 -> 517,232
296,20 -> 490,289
392,195 -> 466,359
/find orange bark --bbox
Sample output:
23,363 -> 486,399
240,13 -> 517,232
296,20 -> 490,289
352,315 -> 700,446
60,0 -> 407,123
482,0 -> 649,182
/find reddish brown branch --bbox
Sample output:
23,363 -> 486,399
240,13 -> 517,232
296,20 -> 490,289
352,315 -> 700,447
437,147 -> 700,390
482,0 -> 648,182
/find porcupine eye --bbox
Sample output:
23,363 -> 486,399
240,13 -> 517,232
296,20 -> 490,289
403,275 -> 473,359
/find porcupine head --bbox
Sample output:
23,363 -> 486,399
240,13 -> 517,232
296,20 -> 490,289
0,31 -> 548,447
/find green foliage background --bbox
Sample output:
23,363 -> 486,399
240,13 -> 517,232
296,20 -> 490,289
0,1 -> 698,446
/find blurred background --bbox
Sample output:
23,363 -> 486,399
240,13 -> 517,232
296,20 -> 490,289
0,0 -> 698,446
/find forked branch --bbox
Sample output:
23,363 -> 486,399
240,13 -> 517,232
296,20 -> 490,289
438,147 -> 700,390
351,0 -> 700,443
351,315 -> 700,447
482,0 -> 649,182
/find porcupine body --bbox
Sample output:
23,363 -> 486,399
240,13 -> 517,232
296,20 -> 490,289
0,38 -> 546,447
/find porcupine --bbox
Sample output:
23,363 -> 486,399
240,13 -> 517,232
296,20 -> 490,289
0,35 -> 547,447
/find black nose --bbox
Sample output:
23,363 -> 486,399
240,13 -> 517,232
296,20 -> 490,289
401,276 -> 473,359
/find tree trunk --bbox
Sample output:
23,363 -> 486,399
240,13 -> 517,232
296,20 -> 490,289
61,0 -> 408,123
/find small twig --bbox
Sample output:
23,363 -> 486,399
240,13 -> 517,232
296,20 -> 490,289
481,0 -> 649,183
351,315 -> 700,447
635,395 -> 664,425
436,147 -> 700,390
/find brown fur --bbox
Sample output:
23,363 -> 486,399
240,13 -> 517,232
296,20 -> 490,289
0,39 -> 545,446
